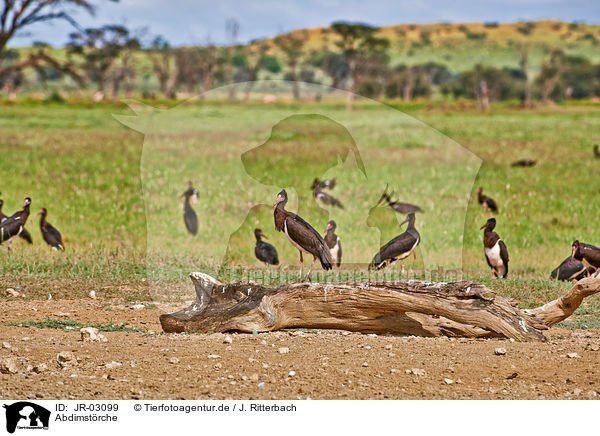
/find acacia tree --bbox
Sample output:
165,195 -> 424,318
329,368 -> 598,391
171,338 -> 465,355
329,22 -> 389,110
309,48 -> 348,89
0,0 -> 111,85
67,25 -> 133,96
274,30 -> 308,100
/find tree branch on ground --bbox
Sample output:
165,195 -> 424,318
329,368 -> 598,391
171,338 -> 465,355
160,273 -> 600,341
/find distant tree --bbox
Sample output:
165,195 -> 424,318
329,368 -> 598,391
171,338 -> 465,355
386,64 -> 433,101
111,35 -> 140,99
448,64 -> 523,109
517,22 -> 536,35
274,30 -> 308,99
308,49 -> 349,89
67,25 -> 134,97
513,42 -> 533,107
329,21 -> 390,110
539,55 -> 599,100
196,44 -> 224,94
355,50 -> 390,99
241,42 -> 269,99
536,48 -> 565,103
147,36 -> 176,98
0,0 -> 114,86
0,48 -> 23,96
222,18 -> 240,98
173,47 -> 203,93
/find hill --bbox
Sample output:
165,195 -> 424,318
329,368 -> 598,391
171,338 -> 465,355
261,20 -> 600,73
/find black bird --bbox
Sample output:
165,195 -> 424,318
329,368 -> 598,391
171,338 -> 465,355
182,181 -> 197,199
571,240 -> 600,269
254,228 -> 279,266
273,189 -> 332,281
550,256 -> 591,281
311,178 -> 337,191
324,220 -> 342,267
511,159 -> 537,167
0,197 -> 31,250
39,208 -> 64,250
477,187 -> 498,214
0,199 -> 32,244
481,218 -> 509,278
182,184 -> 198,235
377,187 -> 422,214
313,186 -> 344,209
594,145 -> 600,158
369,213 -> 420,272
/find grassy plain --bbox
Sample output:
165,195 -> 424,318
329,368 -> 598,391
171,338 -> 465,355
0,98 -> 598,325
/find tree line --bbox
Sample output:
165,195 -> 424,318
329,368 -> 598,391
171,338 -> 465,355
0,1 -> 598,108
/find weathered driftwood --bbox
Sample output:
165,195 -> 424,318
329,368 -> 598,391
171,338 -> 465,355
159,273 -> 600,341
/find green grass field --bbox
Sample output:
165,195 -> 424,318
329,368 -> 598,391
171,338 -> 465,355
0,97 -> 599,324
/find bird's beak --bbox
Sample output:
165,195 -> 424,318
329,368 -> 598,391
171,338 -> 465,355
571,246 -> 576,262
400,216 -> 410,226
273,196 -> 281,208
261,234 -> 268,240
480,223 -> 487,230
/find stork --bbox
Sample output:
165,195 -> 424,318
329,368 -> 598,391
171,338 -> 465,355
481,218 -> 509,278
254,229 -> 279,266
477,187 -> 498,214
324,220 -> 342,268
0,199 -> 32,244
0,197 -> 31,250
369,213 -> 420,272
273,189 -> 332,281
182,183 -> 198,235
39,208 -> 64,250
377,186 -> 422,214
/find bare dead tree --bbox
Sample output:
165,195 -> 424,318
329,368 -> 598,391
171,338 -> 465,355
479,79 -> 490,110
0,0 -> 110,82
160,273 -> 600,341
224,18 -> 239,99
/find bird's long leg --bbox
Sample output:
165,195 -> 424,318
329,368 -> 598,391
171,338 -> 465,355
304,256 -> 317,282
298,251 -> 303,282
401,261 -> 405,274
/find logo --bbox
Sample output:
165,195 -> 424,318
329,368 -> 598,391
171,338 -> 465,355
3,402 -> 50,433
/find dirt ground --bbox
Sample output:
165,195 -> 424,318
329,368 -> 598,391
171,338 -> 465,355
1,297 -> 599,400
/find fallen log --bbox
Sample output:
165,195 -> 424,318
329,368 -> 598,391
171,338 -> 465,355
159,273 -> 600,341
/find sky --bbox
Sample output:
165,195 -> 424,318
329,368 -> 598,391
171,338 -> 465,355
8,0 -> 600,47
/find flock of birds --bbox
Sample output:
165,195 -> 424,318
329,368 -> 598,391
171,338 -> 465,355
5,147 -> 597,284
0,196 -> 64,251
180,158 -> 599,282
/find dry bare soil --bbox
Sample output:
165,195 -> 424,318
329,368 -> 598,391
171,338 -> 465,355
1,295 -> 600,401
